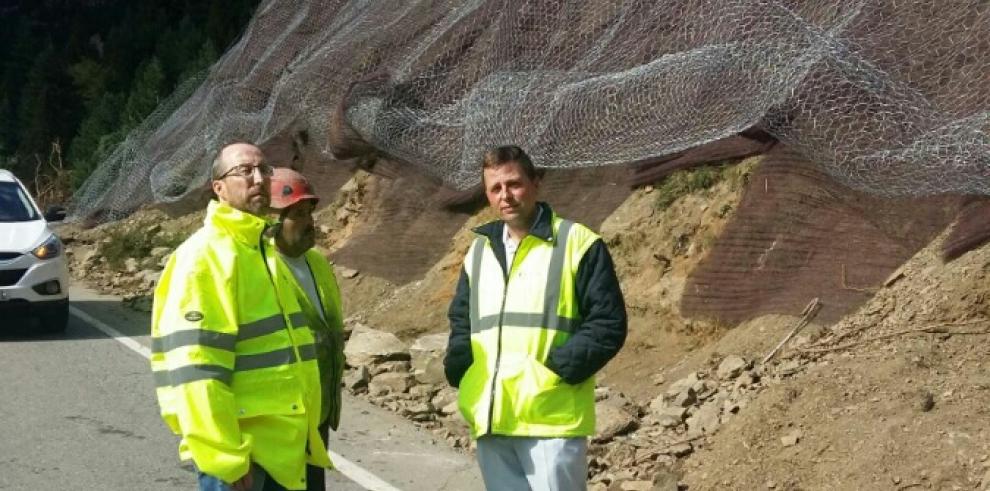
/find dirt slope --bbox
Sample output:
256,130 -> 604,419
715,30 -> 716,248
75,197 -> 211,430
62,156 -> 990,490
682,231 -> 990,490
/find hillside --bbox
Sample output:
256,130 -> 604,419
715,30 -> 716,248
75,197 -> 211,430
58,154 -> 990,489
683,229 -> 990,490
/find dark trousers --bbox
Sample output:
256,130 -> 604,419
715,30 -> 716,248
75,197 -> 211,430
198,463 -> 327,491
306,422 -> 332,491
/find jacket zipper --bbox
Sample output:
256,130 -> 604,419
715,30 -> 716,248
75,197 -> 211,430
485,241 -> 516,436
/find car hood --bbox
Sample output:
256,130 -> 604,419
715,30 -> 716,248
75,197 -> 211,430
0,220 -> 49,252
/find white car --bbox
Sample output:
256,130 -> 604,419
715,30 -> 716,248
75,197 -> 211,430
0,169 -> 69,333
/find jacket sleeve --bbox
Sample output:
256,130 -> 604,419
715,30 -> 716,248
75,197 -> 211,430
545,239 -> 627,384
153,251 -> 250,483
444,266 -> 474,387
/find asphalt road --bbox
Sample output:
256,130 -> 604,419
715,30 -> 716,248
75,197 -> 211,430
0,284 -> 483,491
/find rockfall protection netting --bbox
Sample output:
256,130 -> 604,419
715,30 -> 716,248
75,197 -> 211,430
70,0 -> 990,221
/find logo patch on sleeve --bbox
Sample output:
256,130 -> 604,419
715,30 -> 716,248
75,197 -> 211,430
184,311 -> 204,322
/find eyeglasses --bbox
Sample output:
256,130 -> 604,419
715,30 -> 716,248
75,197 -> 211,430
217,164 -> 275,180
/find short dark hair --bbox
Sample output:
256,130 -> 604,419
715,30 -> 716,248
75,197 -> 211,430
481,145 -> 539,181
210,139 -> 256,180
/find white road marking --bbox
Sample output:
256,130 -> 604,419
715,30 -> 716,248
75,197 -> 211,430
371,450 -> 463,465
69,306 -> 151,358
69,305 -> 402,491
327,451 -> 404,491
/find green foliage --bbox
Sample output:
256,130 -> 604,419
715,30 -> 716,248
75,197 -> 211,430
0,0 -> 260,193
654,166 -> 726,210
723,158 -> 756,192
122,57 -> 166,130
157,16 -> 212,86
16,45 -> 57,166
68,93 -> 125,189
68,58 -> 112,107
178,39 -> 219,84
0,96 -> 17,159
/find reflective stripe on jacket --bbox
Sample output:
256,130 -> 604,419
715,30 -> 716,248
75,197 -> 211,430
457,209 -> 600,438
278,249 -> 345,431
151,200 -> 331,490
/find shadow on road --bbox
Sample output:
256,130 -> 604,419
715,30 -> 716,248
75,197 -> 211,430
0,299 -> 150,342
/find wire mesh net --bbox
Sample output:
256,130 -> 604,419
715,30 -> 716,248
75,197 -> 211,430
70,0 -> 990,221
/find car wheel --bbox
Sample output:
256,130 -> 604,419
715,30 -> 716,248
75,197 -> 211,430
39,302 -> 69,333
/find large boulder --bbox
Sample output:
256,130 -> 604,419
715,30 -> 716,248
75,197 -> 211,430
409,333 -> 448,384
654,406 -> 687,428
593,402 -> 639,443
343,366 -> 370,391
685,400 -> 721,435
431,387 -> 458,411
716,355 -> 748,380
368,372 -> 414,396
344,325 -> 409,367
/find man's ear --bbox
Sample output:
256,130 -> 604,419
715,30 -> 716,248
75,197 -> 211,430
212,180 -> 224,200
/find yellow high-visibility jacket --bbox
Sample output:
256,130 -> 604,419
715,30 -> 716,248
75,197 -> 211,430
277,248 -> 345,431
453,205 -> 625,438
151,200 -> 330,490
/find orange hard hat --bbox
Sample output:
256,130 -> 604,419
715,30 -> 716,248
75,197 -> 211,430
270,167 -> 319,210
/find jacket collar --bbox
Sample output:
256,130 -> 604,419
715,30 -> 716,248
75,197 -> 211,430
205,200 -> 270,246
473,201 -> 556,243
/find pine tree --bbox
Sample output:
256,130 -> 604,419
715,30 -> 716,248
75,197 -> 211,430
156,15 -> 207,88
16,45 -> 56,175
178,38 -> 219,85
68,58 -> 112,109
2,0 -> 260,188
122,57 -> 165,131
68,92 -> 124,189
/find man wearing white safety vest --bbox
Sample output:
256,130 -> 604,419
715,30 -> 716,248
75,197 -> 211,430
445,145 -> 628,490
151,142 -> 331,491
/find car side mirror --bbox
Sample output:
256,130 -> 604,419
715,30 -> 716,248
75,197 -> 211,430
44,205 -> 67,222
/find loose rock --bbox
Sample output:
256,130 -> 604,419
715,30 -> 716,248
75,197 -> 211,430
781,429 -> 802,447
409,333 -> 448,384
686,400 -> 721,435
618,480 -> 653,491
918,390 -> 935,412
717,355 -> 748,380
344,366 -> 370,391
369,372 -> 414,395
656,407 -> 687,428
594,403 -> 639,443
344,325 -> 409,367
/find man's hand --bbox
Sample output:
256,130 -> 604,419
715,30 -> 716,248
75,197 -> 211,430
230,465 -> 254,491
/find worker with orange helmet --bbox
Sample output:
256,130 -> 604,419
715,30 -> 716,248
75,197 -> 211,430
269,167 -> 346,491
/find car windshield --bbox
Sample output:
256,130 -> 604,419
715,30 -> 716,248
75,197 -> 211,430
0,181 -> 41,222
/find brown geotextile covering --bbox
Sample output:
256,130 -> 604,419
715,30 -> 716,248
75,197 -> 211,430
942,199 -> 990,262
681,147 -> 965,325
331,165 -> 631,284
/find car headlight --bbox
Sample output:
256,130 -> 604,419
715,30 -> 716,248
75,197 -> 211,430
32,234 -> 61,259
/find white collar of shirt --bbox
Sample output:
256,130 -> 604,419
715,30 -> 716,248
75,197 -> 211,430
502,206 -> 543,268
502,220 -> 520,254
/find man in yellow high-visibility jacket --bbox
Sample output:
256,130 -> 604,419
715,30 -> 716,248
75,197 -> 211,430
444,145 -> 627,491
151,142 -> 331,491
268,167 -> 346,491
